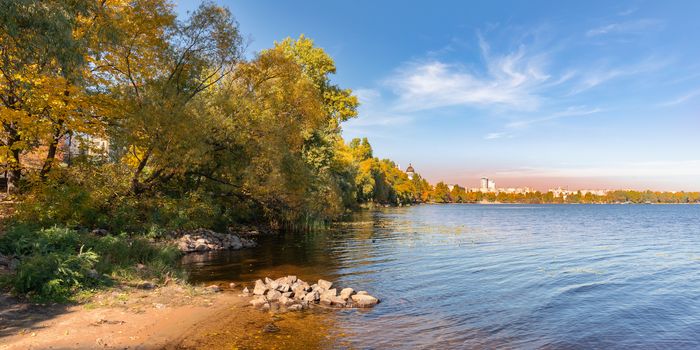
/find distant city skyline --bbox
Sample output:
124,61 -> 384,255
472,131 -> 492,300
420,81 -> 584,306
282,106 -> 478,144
175,1 -> 700,191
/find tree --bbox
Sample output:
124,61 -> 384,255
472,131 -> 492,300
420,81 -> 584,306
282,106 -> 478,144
0,0 -> 106,192
431,182 -> 451,203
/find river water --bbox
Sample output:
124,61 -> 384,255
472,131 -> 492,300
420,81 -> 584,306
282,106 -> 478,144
182,204 -> 700,349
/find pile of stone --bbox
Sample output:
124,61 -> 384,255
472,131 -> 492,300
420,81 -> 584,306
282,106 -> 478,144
244,276 -> 379,311
173,228 -> 256,253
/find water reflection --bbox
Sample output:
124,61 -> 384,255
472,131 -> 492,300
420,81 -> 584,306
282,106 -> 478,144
183,204 -> 700,349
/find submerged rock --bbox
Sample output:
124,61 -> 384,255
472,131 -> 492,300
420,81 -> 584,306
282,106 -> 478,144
250,297 -> 267,307
205,285 -> 221,292
263,323 -> 280,333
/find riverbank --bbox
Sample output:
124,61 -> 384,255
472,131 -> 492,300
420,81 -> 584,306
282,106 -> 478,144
0,282 -> 335,349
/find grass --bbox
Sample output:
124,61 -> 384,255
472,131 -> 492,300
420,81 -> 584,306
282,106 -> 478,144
0,225 -> 184,302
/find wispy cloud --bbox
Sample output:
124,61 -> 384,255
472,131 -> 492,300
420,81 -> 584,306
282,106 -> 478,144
586,19 -> 664,37
618,7 -> 638,16
506,106 -> 602,128
659,89 -> 700,106
384,34 -> 560,112
568,58 -> 668,95
484,132 -> 511,140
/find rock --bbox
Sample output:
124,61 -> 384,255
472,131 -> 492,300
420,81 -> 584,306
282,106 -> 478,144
277,284 -> 290,292
250,297 -> 267,307
178,241 -> 191,252
153,303 -> 166,309
91,228 -> 109,236
242,287 -> 249,294
282,292 -> 293,298
229,282 -> 236,289
173,229 -> 256,253
303,291 -> 319,303
318,279 -> 333,290
87,269 -> 100,279
287,275 -> 297,283
206,285 -> 221,292
253,280 -> 267,295
294,290 -> 307,300
339,288 -> 354,300
356,291 -> 368,295
265,277 -> 274,285
288,304 -> 302,311
266,290 -> 282,302
269,281 -> 279,290
195,244 -> 208,252
351,294 -> 379,308
278,296 -> 294,306
263,323 -> 280,333
328,296 -> 347,307
261,303 -> 271,311
137,281 -> 155,290
320,288 -> 337,304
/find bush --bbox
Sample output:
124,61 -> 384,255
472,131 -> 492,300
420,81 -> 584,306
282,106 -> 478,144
0,225 -> 183,301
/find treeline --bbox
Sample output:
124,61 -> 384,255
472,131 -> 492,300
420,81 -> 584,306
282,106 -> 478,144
0,0 -> 426,233
428,183 -> 700,204
0,0 -> 432,300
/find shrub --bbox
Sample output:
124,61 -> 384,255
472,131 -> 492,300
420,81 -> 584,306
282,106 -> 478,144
0,225 -> 183,301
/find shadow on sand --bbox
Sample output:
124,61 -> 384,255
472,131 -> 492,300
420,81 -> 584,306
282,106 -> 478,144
0,292 -> 72,340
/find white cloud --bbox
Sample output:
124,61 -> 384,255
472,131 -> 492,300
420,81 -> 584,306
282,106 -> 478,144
384,35 -> 559,112
586,19 -> 663,37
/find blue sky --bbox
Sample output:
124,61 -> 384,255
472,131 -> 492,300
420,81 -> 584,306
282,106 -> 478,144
176,1 -> 700,191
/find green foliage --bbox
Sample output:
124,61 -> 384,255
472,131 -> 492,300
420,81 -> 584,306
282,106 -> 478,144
0,225 -> 181,301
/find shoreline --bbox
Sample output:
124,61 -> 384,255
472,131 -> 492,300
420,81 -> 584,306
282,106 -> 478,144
0,282 -> 333,349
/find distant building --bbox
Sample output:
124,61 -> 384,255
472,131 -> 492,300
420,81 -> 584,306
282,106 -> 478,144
480,177 -> 489,191
63,133 -> 110,165
405,163 -> 415,180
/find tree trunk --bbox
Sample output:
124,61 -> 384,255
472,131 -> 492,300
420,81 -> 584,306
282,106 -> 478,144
131,146 -> 153,195
5,127 -> 21,194
40,128 -> 64,179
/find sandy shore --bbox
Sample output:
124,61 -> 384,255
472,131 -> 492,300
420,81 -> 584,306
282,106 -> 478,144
0,283 -> 334,349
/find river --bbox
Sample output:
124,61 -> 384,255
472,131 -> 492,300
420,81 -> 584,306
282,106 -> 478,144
182,204 -> 700,349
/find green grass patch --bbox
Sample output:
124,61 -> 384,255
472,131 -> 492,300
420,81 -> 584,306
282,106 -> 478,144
0,225 -> 183,302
